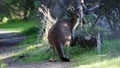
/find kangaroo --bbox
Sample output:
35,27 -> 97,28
48,11 -> 81,62
48,5 -> 81,62
48,0 -> 100,62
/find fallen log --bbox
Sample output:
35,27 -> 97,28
71,33 -> 102,54
71,35 -> 97,48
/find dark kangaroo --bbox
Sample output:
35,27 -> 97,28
48,0 -> 101,62
48,2 -> 82,62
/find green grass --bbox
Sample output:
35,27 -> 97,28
0,19 -> 41,63
18,45 -> 52,62
0,63 -> 8,68
71,39 -> 120,68
0,19 -> 39,32
0,60 -> 8,68
75,57 -> 120,68
12,38 -> 120,67
0,19 -> 40,45
13,36 -> 51,63
0,19 -> 120,67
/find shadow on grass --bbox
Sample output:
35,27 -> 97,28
2,43 -> 51,65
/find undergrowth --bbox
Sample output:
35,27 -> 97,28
0,19 -> 120,67
13,38 -> 120,66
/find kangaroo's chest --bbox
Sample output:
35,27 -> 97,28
72,18 -> 80,32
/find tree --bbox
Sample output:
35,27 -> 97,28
9,0 -> 35,19
99,0 -> 120,38
37,0 -> 102,37
37,0 -> 78,37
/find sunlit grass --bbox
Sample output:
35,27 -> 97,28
0,60 -> 8,68
0,19 -> 41,63
0,19 -> 40,46
9,34 -> 50,63
14,39 -> 120,66
0,19 -> 39,32
76,57 -> 120,68
9,37 -> 120,65
13,43 -> 51,63
71,39 -> 120,68
0,63 -> 8,68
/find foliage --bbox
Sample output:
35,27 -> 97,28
0,19 -> 120,67
0,0 -> 120,67
100,0 -> 120,14
0,0 -> 42,20
93,0 -> 120,38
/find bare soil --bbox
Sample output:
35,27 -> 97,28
6,61 -> 71,68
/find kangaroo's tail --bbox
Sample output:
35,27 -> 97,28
55,41 -> 70,62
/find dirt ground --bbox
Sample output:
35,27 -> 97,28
6,61 -> 71,68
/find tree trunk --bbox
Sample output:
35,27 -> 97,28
42,0 -> 73,19
105,14 -> 118,39
37,0 -> 75,37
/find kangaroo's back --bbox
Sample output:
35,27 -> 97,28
48,15 -> 79,62
48,1 -> 81,62
48,19 -> 72,47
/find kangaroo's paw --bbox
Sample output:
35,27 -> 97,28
61,57 -> 70,62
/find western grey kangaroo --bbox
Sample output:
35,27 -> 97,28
48,2 -> 82,62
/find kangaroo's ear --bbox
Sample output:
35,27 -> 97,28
67,6 -> 75,13
67,1 -> 75,13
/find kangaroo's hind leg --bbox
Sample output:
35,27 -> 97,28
66,44 -> 70,60
49,47 -> 56,62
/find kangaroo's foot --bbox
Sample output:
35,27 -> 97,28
60,57 -> 70,62
70,42 -> 76,47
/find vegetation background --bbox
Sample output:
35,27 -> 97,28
0,0 -> 120,68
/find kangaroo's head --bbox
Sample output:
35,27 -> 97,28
68,2 -> 81,19
68,0 -> 84,23
68,0 -> 100,27
72,9 -> 81,19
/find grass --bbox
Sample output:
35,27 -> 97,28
12,38 -> 120,67
71,39 -> 120,68
0,60 -> 8,68
0,19 -> 120,67
0,19 -> 50,63
76,57 -> 120,68
0,19 -> 41,64
0,63 -> 8,68
18,45 -> 52,62
0,19 -> 39,32
0,19 -> 40,45
13,36 -> 51,63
